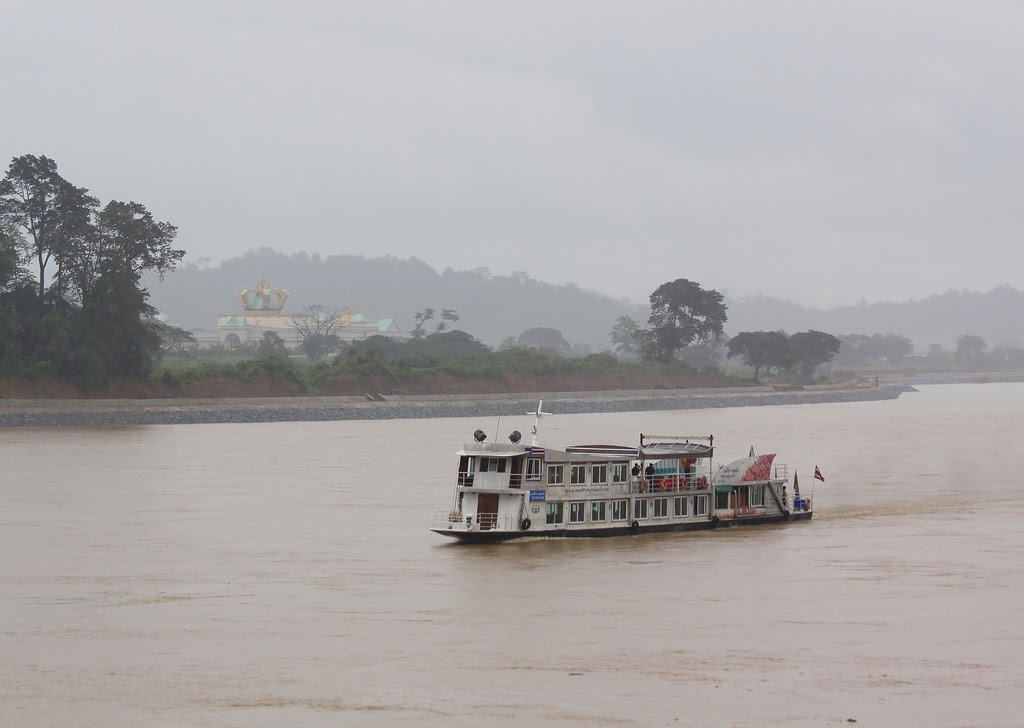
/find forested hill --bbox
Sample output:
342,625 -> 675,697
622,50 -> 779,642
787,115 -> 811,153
146,248 -> 645,348
726,286 -> 1024,350
147,248 -> 1023,351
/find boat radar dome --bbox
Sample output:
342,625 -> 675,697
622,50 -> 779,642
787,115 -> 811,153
509,430 -> 522,444
473,429 -> 487,442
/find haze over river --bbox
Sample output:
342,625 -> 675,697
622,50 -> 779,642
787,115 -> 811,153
2,384 -> 1023,727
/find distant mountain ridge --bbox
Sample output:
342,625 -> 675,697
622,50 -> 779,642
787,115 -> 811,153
725,286 -> 1024,350
146,249 -> 1022,352
146,248 -> 644,348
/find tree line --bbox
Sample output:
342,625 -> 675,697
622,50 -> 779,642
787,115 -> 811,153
606,278 -> 841,383
0,155 -> 184,384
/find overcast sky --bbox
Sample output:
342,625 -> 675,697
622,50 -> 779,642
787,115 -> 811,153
4,0 -> 1023,308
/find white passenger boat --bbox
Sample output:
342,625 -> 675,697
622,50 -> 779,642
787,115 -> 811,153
430,402 -> 813,542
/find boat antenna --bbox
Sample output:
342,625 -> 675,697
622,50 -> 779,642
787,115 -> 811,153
528,399 -> 551,447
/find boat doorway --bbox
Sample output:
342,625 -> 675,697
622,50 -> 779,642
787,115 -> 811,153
477,493 -> 500,530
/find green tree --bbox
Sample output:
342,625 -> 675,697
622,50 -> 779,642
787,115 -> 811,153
641,279 -> 727,363
836,333 -> 913,366
676,340 -> 724,369
789,330 -> 842,380
411,307 -> 435,338
149,320 -> 197,367
955,334 -> 987,363
609,315 -> 641,358
1,155 -> 185,383
80,268 -> 160,381
0,155 -> 97,298
518,327 -> 571,355
68,200 -> 182,305
726,331 -> 793,383
0,219 -> 28,294
256,331 -> 289,359
435,308 -> 459,333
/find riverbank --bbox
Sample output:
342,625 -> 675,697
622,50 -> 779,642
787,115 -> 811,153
0,383 -> 911,427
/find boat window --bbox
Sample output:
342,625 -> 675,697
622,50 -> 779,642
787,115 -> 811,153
569,502 -> 586,523
694,495 -> 708,516
633,499 -> 649,520
591,501 -> 607,522
653,498 -> 668,518
611,463 -> 628,483
674,496 -> 688,517
546,502 -> 564,525
611,499 -> 628,521
478,457 -> 507,473
547,464 -> 564,485
591,465 -> 608,484
526,458 -> 542,481
751,485 -> 765,507
569,464 -> 587,485
715,489 -> 731,510
736,487 -> 750,508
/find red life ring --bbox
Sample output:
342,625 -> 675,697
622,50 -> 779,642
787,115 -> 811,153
699,476 -> 708,488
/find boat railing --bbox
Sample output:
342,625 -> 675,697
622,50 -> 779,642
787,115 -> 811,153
431,510 -> 518,531
629,475 -> 709,494
432,510 -> 464,525
457,470 -> 524,488
473,512 -> 517,531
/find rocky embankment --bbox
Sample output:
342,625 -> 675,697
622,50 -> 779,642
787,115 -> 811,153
0,383 -> 911,428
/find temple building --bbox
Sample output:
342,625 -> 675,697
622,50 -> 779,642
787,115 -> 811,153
192,276 -> 402,349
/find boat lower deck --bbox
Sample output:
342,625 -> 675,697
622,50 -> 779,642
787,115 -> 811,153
432,510 -> 813,543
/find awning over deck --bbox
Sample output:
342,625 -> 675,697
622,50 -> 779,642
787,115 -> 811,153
565,442 -> 713,459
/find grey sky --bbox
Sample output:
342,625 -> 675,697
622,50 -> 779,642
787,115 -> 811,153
4,0 -> 1023,307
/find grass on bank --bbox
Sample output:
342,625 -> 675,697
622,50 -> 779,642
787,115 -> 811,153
152,345 -> 740,396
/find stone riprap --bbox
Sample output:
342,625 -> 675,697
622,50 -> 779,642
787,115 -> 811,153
0,384 -> 911,428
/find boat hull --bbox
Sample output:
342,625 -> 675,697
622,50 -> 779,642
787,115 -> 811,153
431,510 -> 812,543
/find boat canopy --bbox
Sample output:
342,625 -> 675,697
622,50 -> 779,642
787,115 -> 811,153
716,454 -> 777,485
543,449 -> 620,463
457,442 -> 528,457
565,442 -> 713,459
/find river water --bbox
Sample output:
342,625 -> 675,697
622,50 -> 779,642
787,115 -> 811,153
2,383 -> 1022,727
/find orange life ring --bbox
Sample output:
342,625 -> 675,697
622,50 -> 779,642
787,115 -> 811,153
699,476 -> 708,488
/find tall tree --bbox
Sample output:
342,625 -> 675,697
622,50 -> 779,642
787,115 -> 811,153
0,155 -> 97,298
411,307 -> 435,338
0,220 -> 28,294
726,330 -> 793,384
790,330 -> 842,380
955,334 -> 987,363
642,279 -> 727,363
0,154 -> 185,382
292,305 -> 345,361
436,308 -> 459,333
64,200 -> 182,306
609,315 -> 641,358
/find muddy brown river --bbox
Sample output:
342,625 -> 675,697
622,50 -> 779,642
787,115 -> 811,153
2,383 -> 1022,727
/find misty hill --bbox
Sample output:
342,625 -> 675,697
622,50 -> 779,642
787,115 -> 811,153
726,286 -> 1024,350
146,248 -> 644,348
148,249 -> 1023,352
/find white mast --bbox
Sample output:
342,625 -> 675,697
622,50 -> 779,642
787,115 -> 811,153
528,399 -> 551,447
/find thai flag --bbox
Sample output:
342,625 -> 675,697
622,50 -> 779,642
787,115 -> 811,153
528,446 -> 545,457
814,465 -> 825,482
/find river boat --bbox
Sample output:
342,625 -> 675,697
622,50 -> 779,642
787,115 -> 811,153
430,402 -> 813,543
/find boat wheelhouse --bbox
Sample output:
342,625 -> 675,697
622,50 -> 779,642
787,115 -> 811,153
430,402 -> 812,542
